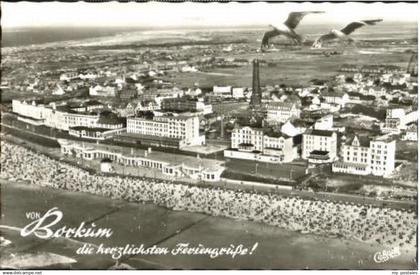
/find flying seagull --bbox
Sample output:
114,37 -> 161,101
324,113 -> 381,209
260,11 -> 324,51
312,19 -> 383,48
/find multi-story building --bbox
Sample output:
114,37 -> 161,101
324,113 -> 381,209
135,100 -> 160,112
12,100 -> 48,125
302,129 -> 337,163
224,126 -> 298,163
380,108 -> 412,134
232,87 -> 245,98
213,86 -> 232,97
370,136 -> 396,177
12,100 -> 125,133
126,114 -> 205,147
265,102 -> 301,124
230,126 -> 264,151
161,97 -> 212,115
60,72 -> 79,81
333,135 -> 396,177
320,90 -> 349,108
402,123 -> 418,141
332,135 -> 371,175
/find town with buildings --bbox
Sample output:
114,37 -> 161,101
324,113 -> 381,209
4,56 -> 417,186
0,2 -> 418,271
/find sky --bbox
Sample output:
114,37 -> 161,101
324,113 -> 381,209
1,2 -> 418,29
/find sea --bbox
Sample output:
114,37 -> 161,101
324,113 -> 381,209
2,22 -> 417,48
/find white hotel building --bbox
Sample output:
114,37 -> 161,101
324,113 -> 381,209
224,126 -> 298,163
302,129 -> 337,163
265,102 -> 301,124
12,100 -> 124,132
127,115 -> 205,147
333,135 -> 396,177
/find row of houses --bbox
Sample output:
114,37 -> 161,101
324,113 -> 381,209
380,108 -> 418,135
12,100 -> 125,140
12,99 -> 207,148
224,114 -> 397,177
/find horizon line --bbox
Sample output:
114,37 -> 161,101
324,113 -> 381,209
3,20 -> 418,30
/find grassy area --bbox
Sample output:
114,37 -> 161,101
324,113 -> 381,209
163,47 -> 412,88
1,126 -> 60,148
225,158 -> 306,181
396,140 -> 418,161
221,170 -> 296,186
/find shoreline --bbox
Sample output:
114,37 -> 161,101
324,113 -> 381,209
0,182 -> 416,269
0,141 -> 417,253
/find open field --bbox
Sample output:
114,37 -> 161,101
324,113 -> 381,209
165,49 -> 414,87
396,140 -> 418,161
225,158 -> 306,181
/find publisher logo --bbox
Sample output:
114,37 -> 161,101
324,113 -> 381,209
373,247 -> 401,263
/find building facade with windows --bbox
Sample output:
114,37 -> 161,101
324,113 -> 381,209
265,102 -> 301,124
161,97 -> 212,115
302,129 -> 337,163
12,100 -> 124,132
58,140 -> 224,182
224,126 -> 298,163
127,115 -> 205,146
333,135 -> 396,177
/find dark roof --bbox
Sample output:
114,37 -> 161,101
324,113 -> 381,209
85,100 -> 103,106
70,126 -> 115,132
120,90 -> 137,99
263,128 -> 290,138
98,111 -> 125,125
346,135 -> 371,147
118,132 -> 182,142
310,150 -> 329,155
163,97 -> 199,103
101,158 -> 112,163
305,129 -> 334,137
238,143 -> 254,147
320,90 -> 346,97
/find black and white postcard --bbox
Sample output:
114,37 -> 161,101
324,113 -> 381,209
0,1 -> 418,273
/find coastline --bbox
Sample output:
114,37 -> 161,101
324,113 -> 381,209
0,141 -> 417,253
0,181 -> 416,269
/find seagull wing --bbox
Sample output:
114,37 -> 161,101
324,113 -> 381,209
284,11 -> 324,30
340,19 -> 382,35
316,32 -> 338,43
341,20 -> 380,35
361,19 -> 383,25
340,22 -> 367,35
261,29 -> 281,47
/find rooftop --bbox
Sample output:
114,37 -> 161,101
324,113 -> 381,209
70,126 -> 119,132
63,140 -> 223,170
305,129 -> 335,137
345,135 -> 371,147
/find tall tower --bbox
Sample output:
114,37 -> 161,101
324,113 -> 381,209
250,59 -> 262,109
407,52 -> 418,77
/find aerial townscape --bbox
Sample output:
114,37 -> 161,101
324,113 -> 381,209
0,2 -> 418,271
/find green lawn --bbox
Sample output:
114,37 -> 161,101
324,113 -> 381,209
225,158 -> 306,181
